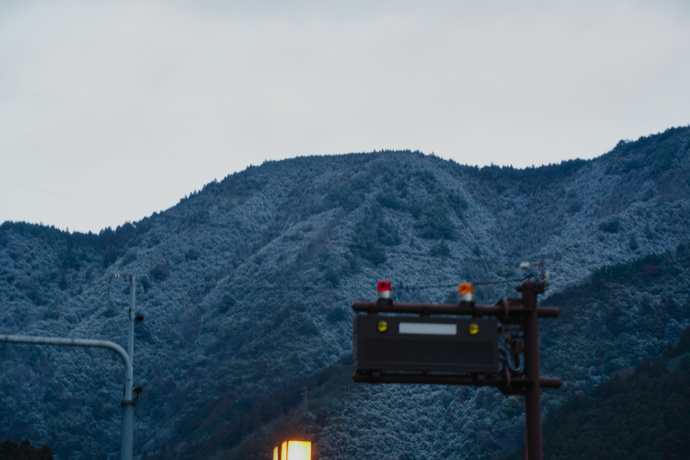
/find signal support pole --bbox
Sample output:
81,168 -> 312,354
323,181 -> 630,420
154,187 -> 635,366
519,281 -> 544,460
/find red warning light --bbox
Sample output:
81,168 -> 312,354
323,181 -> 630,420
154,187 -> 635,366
377,280 -> 392,301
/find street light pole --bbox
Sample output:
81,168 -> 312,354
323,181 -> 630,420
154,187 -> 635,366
1,274 -> 140,460
0,335 -> 134,459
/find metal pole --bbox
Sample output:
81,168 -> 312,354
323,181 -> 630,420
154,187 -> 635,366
520,282 -> 543,460
120,275 -> 136,460
0,334 -> 134,459
128,276 -> 135,364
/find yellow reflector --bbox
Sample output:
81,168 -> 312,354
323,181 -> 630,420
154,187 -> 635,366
468,323 -> 479,335
459,283 -> 474,295
377,320 -> 388,332
286,440 -> 312,460
273,446 -> 279,460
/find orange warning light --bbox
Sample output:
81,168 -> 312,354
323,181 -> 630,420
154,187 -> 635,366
459,283 -> 474,302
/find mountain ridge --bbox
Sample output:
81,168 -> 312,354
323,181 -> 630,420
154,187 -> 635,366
1,126 -> 689,459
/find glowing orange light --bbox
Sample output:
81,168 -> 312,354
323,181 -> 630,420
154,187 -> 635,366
459,283 -> 474,302
286,440 -> 312,460
275,440 -> 312,460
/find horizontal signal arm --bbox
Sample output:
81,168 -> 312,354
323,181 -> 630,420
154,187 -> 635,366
351,301 -> 560,319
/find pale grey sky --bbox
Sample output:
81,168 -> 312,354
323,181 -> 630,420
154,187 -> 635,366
1,0 -> 689,233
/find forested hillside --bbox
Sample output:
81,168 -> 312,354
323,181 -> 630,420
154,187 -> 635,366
544,325 -> 690,460
0,126 -> 689,459
503,325 -> 690,460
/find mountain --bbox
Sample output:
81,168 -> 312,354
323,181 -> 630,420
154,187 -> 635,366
0,126 -> 689,459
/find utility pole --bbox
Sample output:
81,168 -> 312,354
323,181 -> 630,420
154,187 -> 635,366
352,278 -> 560,460
120,274 -> 138,460
520,281 -> 544,460
1,274 -> 143,460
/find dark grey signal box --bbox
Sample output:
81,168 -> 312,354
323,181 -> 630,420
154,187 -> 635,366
353,315 -> 498,374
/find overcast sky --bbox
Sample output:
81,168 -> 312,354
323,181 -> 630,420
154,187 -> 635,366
1,0 -> 689,234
